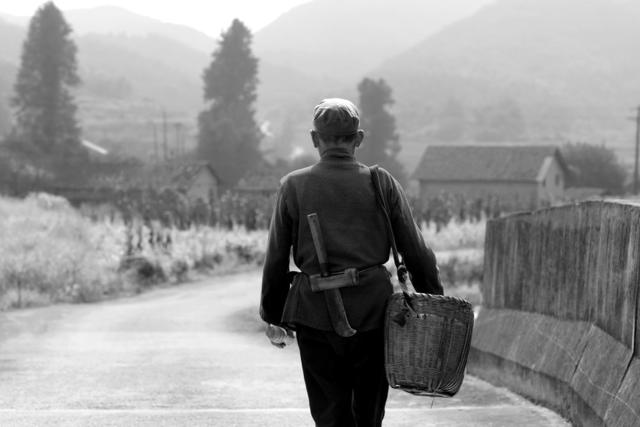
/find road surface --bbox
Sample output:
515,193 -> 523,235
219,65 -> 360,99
0,270 -> 568,426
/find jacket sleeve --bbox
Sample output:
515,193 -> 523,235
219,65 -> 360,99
382,170 -> 443,295
259,181 -> 294,325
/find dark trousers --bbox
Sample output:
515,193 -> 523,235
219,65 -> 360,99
296,326 -> 389,427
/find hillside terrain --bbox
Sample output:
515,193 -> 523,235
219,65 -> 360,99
1,6 -> 216,52
1,2 -> 488,160
2,0 -> 640,174
372,0 -> 640,169
253,0 -> 492,85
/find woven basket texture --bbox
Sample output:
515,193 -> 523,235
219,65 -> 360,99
384,292 -> 474,397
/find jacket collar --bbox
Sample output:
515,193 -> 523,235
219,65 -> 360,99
319,147 -> 356,163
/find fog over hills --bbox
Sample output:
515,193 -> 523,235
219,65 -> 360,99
372,0 -> 640,161
254,0 -> 495,156
1,2 -> 490,158
1,6 -> 216,53
2,0 -> 639,169
0,18 -> 22,135
254,0 -> 493,85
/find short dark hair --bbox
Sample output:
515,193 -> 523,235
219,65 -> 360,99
317,131 -> 359,144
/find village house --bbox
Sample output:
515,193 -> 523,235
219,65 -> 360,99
412,144 -> 570,212
164,162 -> 219,205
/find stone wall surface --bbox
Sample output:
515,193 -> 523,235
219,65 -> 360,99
469,201 -> 640,426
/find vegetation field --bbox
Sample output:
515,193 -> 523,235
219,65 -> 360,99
0,193 -> 484,310
0,194 -> 267,310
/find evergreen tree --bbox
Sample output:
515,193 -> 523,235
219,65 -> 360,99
198,19 -> 262,189
357,77 -> 406,184
11,2 -> 83,180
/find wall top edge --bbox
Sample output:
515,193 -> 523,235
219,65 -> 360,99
491,199 -> 640,221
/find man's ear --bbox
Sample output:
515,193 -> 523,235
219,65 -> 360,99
310,130 -> 320,148
354,130 -> 364,148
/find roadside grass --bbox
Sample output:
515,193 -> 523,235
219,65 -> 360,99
0,193 -> 484,311
0,194 -> 268,310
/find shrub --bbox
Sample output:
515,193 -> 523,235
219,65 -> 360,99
562,142 -> 627,193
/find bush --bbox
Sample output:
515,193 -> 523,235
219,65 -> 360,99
438,254 -> 483,286
119,255 -> 166,289
562,142 -> 627,193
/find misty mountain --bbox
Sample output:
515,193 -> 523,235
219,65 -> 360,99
0,14 -> 209,154
372,0 -> 640,154
0,7 -> 336,157
254,0 -> 493,85
0,19 -> 22,135
3,0 -> 638,172
77,33 -> 206,108
254,0 -> 494,158
1,6 -> 215,53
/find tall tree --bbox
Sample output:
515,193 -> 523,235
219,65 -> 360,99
11,2 -> 83,180
198,19 -> 262,188
357,77 -> 406,184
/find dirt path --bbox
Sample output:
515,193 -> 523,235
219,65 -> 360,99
0,270 -> 568,426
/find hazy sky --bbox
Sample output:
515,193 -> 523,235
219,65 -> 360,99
1,0 -> 313,35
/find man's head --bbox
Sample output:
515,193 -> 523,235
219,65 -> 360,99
310,98 -> 364,151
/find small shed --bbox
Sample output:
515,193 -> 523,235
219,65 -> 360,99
165,162 -> 219,204
413,144 -> 570,211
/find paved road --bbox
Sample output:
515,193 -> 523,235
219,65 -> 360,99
0,271 -> 568,426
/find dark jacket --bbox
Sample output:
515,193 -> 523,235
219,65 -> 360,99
260,147 -> 443,331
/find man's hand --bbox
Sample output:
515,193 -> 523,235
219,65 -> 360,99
266,324 -> 295,348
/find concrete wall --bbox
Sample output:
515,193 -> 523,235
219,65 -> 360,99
469,201 -> 640,426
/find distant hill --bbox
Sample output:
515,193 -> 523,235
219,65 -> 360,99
4,0 -> 638,175
253,0 -> 494,158
1,6 -> 216,53
0,18 -> 22,135
0,7 -> 339,158
254,0 -> 493,85
371,0 -> 640,169
0,15 -> 212,157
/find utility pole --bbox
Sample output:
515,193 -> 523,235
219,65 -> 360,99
174,122 -> 182,158
634,106 -> 640,195
152,121 -> 158,167
162,110 -> 168,163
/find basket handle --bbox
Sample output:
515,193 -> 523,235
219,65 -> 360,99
369,166 -> 415,296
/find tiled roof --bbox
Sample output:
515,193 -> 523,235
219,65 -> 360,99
412,144 -> 565,182
169,163 -> 217,188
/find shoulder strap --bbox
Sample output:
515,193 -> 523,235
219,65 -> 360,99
369,165 -> 409,285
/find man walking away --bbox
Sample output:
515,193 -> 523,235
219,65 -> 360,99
260,98 -> 443,427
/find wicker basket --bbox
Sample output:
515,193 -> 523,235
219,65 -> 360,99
384,292 -> 474,397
